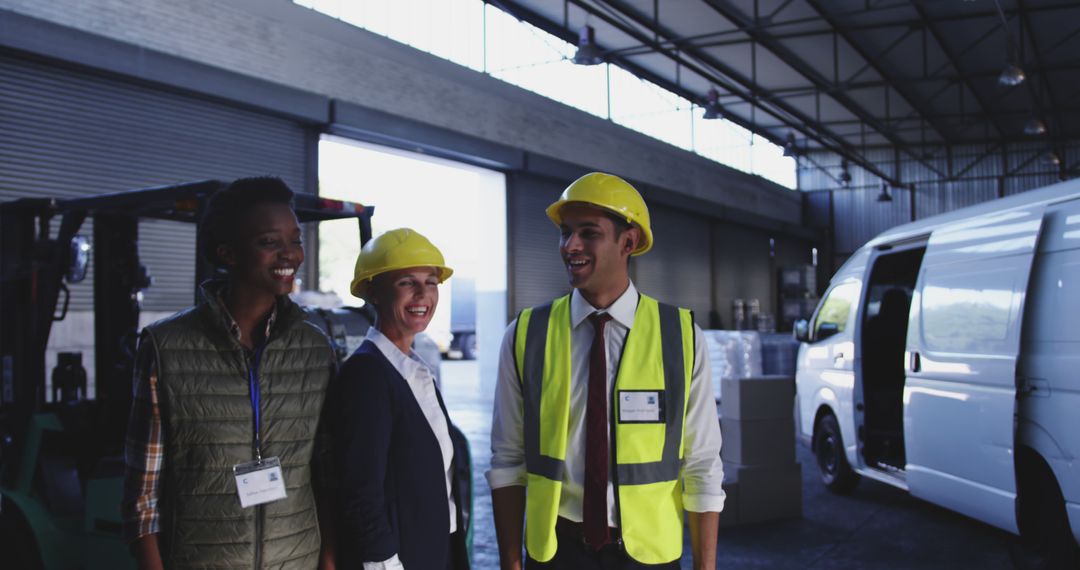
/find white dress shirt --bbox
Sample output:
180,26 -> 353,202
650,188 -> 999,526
365,328 -> 457,570
487,282 -> 725,526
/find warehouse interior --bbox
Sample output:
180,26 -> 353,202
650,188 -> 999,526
1,0 -> 1078,568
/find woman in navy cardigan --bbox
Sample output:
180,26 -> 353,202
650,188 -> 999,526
332,228 -> 469,570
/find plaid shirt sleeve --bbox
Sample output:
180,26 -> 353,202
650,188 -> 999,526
122,336 -> 164,543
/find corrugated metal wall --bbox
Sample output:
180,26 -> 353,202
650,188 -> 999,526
633,206 -> 712,320
709,226 -> 814,328
508,173 -> 816,329
800,140 -> 1080,259
829,186 -> 913,255
0,54 -> 311,312
712,224 -> 771,329
507,173 -> 569,315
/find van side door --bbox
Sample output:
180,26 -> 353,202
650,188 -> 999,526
905,205 -> 1046,534
797,279 -> 861,462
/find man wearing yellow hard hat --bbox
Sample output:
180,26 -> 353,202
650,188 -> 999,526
488,173 -> 725,569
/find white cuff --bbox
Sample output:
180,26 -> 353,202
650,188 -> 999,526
486,465 -> 527,489
364,553 -> 404,569
683,492 -> 726,514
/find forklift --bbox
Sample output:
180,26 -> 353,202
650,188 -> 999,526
0,180 -> 473,568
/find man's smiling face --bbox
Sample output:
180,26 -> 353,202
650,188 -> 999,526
558,202 -> 638,295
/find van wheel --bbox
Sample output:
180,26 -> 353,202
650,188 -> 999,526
1010,453 -> 1080,569
814,412 -> 859,494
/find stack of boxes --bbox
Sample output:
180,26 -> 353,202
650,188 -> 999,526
758,333 -> 802,376
718,375 -> 802,526
779,265 -> 818,332
702,330 -> 763,401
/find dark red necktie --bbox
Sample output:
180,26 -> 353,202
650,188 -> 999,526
584,311 -> 613,549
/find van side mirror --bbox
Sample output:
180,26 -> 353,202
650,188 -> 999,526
816,322 -> 840,341
793,319 -> 810,342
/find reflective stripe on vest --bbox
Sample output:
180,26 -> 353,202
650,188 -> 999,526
515,293 -> 694,564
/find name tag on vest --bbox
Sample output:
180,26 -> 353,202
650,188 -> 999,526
618,390 -> 665,423
234,457 -> 288,508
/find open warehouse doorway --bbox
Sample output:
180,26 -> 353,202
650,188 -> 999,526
316,134 -> 507,376
315,135 -> 507,565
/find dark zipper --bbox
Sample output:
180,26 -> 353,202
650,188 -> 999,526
254,504 -> 264,570
243,347 -> 266,570
223,292 -> 279,570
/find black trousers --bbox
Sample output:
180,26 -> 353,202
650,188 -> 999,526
525,518 -> 680,570
449,530 -> 470,570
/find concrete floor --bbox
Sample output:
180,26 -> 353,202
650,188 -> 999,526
441,361 -> 1017,570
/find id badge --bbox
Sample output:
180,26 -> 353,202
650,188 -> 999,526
618,390 -> 665,423
233,456 -> 287,508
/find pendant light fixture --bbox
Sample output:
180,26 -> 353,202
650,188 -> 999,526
572,25 -> 604,66
1023,117 -> 1047,136
994,0 -> 1026,87
702,88 -> 724,120
782,132 -> 798,157
877,182 -> 893,203
839,159 -> 852,186
998,62 -> 1026,87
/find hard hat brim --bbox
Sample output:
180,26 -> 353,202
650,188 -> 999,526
545,199 -> 653,256
350,265 -> 453,300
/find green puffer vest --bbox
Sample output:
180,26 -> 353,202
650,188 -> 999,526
143,284 -> 333,569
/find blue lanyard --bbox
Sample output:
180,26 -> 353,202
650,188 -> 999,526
248,344 -> 266,462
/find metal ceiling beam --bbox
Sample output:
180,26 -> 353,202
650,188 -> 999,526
747,24 -> 1080,107
489,0 -> 1077,186
545,0 -> 905,184
815,106 -> 1080,125
605,2 -> 1078,58
1044,25 -> 1080,59
576,0 -> 908,184
877,14 -> 1038,134
909,2 -> 1008,139
803,0 -> 953,143
842,27 -> 914,85
1017,0 -> 1065,144
487,0 -> 789,148
582,0 -> 1080,150
952,141 -> 1006,180
603,1 -> 907,56
699,0 -> 945,178
846,132 -> 1076,146
755,58 -> 1080,100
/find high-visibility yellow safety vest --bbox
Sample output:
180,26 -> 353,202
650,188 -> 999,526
514,293 -> 695,564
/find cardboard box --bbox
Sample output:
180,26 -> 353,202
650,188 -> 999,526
726,462 -> 802,524
720,375 -> 795,421
720,418 -> 795,466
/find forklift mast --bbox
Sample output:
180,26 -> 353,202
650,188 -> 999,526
0,200 -> 86,464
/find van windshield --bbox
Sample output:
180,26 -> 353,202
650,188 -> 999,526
814,281 -> 859,338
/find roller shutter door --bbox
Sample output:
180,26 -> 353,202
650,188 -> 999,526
633,205 -> 712,320
711,224 -> 772,329
0,54 -> 311,312
507,173 -> 569,314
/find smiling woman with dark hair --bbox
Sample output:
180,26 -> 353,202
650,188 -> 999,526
122,176 -> 338,570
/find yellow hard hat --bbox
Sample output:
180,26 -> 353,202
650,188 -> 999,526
350,228 -> 453,300
545,172 -> 653,255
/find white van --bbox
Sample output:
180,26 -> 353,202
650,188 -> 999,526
794,178 -> 1080,564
